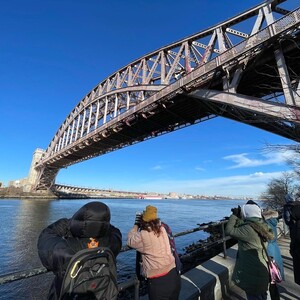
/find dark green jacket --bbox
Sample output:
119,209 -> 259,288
225,215 -> 274,295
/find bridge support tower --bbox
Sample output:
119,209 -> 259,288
24,148 -> 45,192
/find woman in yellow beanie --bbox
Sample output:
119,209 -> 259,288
127,205 -> 181,300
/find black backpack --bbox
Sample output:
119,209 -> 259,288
289,201 -> 300,220
59,247 -> 119,300
287,201 -> 300,241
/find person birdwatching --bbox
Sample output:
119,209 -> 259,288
283,194 -> 300,285
262,209 -> 284,279
262,208 -> 284,300
127,205 -> 181,300
225,201 -> 274,300
37,201 -> 122,300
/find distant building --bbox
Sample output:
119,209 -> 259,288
168,192 -> 179,199
8,179 -> 21,188
8,178 -> 28,189
7,149 -> 46,192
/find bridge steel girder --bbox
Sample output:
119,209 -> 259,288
189,89 -> 300,141
34,166 -> 59,191
33,0 -> 300,191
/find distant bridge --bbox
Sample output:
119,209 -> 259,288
53,183 -> 155,199
32,0 -> 300,191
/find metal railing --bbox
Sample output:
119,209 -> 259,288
0,216 -> 288,299
0,219 -> 229,291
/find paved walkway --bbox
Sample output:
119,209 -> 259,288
229,235 -> 300,300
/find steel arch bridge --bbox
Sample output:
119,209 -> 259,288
33,0 -> 300,191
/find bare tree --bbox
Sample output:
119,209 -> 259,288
285,145 -> 300,180
260,172 -> 298,209
265,144 -> 300,175
263,143 -> 300,198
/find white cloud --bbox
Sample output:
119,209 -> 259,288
137,171 -> 292,198
151,165 -> 163,170
195,166 -> 205,171
223,150 -> 294,169
252,172 -> 264,177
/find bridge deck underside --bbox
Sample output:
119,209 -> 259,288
47,32 -> 300,170
48,95 -> 214,169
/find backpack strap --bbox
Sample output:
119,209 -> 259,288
248,223 -> 269,258
249,223 -> 283,284
248,223 -> 274,281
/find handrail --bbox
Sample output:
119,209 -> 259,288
0,216 -> 287,299
0,219 -> 229,285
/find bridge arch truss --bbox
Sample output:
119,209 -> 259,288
34,0 -> 300,191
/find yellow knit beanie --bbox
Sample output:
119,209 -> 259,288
142,205 -> 158,222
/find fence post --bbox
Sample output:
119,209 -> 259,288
283,221 -> 289,236
221,222 -> 227,259
118,276 -> 140,300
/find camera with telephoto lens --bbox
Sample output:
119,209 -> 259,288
135,212 -> 143,226
231,205 -> 241,217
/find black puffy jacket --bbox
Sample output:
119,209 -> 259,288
37,201 -> 122,300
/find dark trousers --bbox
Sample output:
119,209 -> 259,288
269,283 -> 280,300
148,268 -> 181,300
245,291 -> 267,300
292,251 -> 300,285
290,242 -> 300,285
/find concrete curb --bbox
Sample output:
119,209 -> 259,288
139,224 -> 300,300
139,246 -> 238,300
179,246 -> 238,299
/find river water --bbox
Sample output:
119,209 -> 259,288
0,197 -> 255,300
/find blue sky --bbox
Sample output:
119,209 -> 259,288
1,0 -> 299,198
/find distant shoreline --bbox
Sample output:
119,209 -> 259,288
0,195 -> 255,201
0,187 -> 255,201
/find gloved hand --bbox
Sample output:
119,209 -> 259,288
231,206 -> 241,218
135,212 -> 142,226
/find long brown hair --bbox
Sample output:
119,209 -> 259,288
140,218 -> 161,236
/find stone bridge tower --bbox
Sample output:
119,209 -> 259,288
24,148 -> 45,192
